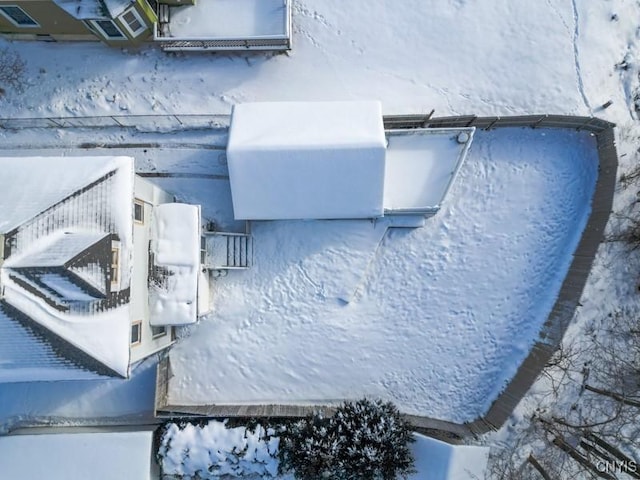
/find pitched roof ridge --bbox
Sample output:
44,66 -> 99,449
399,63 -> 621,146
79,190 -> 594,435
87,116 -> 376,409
4,169 -> 117,238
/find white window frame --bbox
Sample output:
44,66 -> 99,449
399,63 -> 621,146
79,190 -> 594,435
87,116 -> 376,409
134,199 -> 145,224
119,7 -> 147,37
88,19 -> 127,40
0,5 -> 39,28
131,321 -> 142,346
151,325 -> 167,339
110,240 -> 121,291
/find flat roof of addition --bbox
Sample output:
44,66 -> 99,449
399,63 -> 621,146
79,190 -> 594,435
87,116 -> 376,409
168,0 -> 289,38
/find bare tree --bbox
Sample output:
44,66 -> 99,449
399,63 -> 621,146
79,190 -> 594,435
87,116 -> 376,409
0,47 -> 25,96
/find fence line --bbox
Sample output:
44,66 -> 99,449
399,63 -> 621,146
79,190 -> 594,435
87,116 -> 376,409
0,114 -> 231,131
0,112 -> 614,134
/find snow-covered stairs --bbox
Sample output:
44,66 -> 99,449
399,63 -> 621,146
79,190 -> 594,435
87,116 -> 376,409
203,232 -> 253,270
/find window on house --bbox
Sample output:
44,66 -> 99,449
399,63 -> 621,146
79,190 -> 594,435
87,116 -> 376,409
120,7 -> 146,37
111,246 -> 120,286
89,19 -> 125,39
0,6 -> 39,27
131,321 -> 142,345
151,325 -> 167,338
134,199 -> 144,224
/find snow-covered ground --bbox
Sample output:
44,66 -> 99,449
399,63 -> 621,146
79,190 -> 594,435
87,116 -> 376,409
0,0 -> 624,119
1,0 -> 640,475
167,127 -> 597,423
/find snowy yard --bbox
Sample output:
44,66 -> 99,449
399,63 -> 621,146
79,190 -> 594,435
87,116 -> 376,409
167,127 -> 597,423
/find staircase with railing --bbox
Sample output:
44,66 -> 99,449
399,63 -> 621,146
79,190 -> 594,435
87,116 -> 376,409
202,232 -> 252,270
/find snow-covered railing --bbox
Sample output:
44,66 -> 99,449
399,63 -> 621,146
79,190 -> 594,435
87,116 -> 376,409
0,113 -> 612,134
384,113 -> 613,134
152,0 -> 292,52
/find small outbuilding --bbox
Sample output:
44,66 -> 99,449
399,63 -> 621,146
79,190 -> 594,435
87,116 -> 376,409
410,433 -> 489,480
0,430 -> 157,479
227,101 -> 387,220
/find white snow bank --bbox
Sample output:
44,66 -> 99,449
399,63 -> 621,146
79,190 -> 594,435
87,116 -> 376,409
0,431 -> 154,480
158,420 -> 279,478
227,101 -> 386,220
150,203 -> 201,326
409,433 -> 489,480
167,128 -> 598,422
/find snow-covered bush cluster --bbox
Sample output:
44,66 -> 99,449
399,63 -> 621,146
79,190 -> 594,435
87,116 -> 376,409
279,399 -> 415,480
156,420 -> 280,479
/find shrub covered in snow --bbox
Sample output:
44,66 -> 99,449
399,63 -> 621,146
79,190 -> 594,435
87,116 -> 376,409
279,399 -> 415,480
156,419 -> 280,479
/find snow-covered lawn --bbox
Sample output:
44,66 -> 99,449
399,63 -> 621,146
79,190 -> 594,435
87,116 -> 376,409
167,127 -> 597,423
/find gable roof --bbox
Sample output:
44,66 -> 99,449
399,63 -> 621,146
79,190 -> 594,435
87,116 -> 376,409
0,157 -> 129,234
0,156 -> 134,381
0,301 -> 101,382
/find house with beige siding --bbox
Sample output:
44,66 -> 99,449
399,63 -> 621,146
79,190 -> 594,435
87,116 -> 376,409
0,0 -> 156,45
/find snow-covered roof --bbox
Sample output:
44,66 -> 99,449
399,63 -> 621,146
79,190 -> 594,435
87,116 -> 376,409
150,203 -> 200,326
0,302 -> 101,382
0,156 -> 134,381
0,431 -> 155,480
167,0 -> 288,38
102,0 -> 132,17
409,433 -> 489,480
52,0 -> 108,20
227,101 -> 387,220
5,232 -> 107,268
0,156 -> 130,234
52,0 -> 133,20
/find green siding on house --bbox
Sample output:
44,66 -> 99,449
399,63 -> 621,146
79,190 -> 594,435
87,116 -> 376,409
0,1 -> 91,35
0,0 -> 155,45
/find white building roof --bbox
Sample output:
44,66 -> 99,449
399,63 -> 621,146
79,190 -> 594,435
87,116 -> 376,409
0,156 -> 131,234
227,101 -> 387,220
5,232 -> 107,268
410,433 -> 489,480
0,156 -> 134,381
150,203 -> 200,326
0,431 -> 155,480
